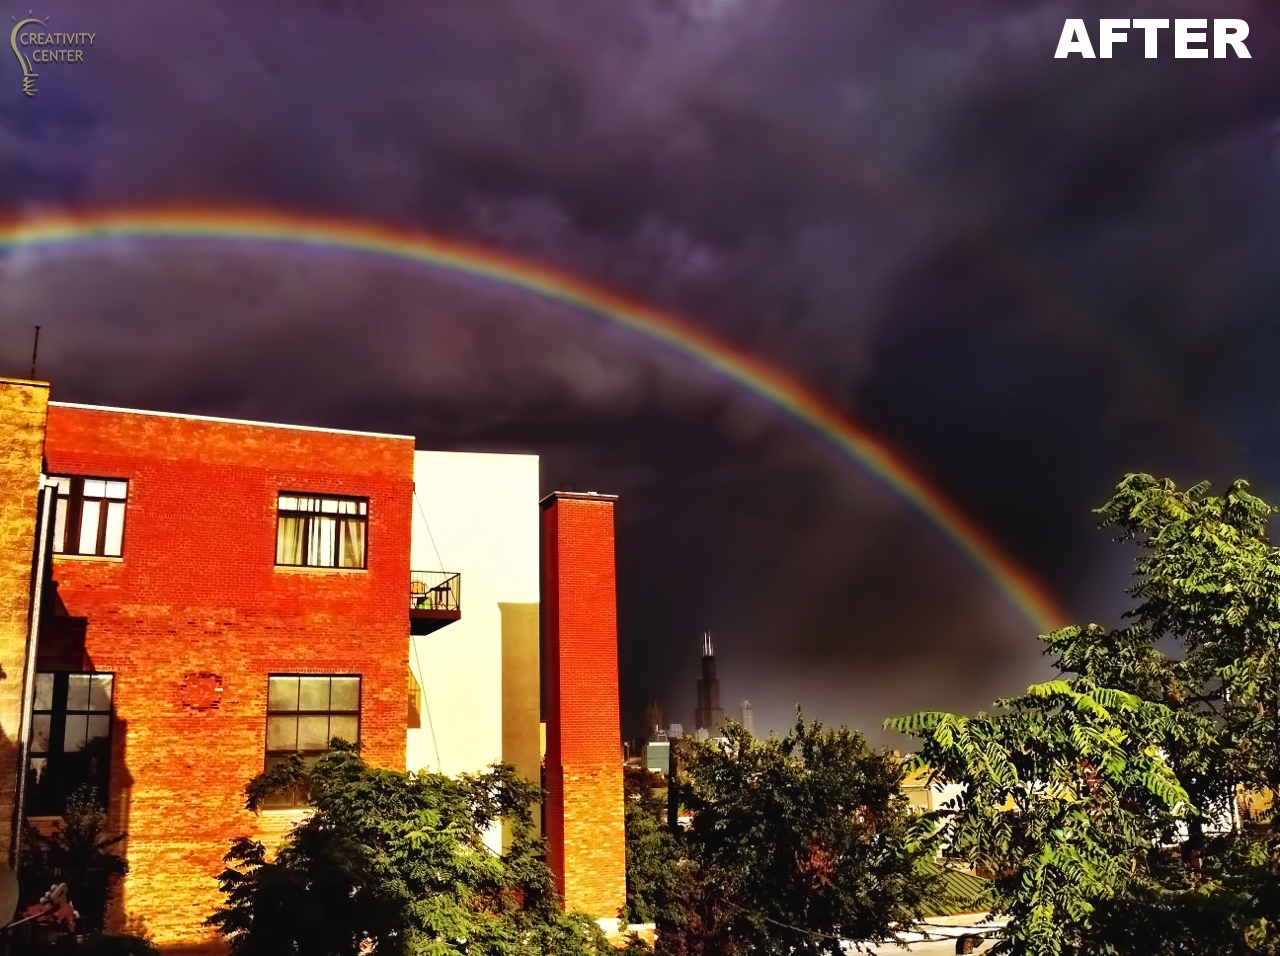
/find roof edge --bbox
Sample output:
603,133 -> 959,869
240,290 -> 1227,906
539,490 -> 618,507
48,402 -> 415,441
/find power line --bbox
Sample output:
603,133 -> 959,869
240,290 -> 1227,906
410,487 -> 444,772
412,488 -> 446,571
411,633 -> 443,774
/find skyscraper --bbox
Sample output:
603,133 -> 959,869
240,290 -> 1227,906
644,700 -> 664,739
741,699 -> 754,734
694,632 -> 725,735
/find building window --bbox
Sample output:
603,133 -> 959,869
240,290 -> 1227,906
276,494 -> 368,569
264,675 -> 361,807
51,477 -> 128,557
26,672 -> 114,816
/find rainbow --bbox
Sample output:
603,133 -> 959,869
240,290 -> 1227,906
0,207 -> 1067,632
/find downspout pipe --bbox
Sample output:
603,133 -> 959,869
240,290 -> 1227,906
12,480 -> 56,874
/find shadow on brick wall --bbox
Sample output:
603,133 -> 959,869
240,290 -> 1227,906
34,580 -> 136,942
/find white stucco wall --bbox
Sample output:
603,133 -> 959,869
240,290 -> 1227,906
407,451 -> 539,779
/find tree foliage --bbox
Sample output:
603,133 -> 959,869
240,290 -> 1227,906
653,717 -> 933,955
20,786 -> 128,935
890,474 -> 1280,956
207,741 -> 609,956
623,767 -> 682,927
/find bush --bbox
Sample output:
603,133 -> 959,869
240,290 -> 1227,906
20,787 -> 127,935
208,740 -> 610,956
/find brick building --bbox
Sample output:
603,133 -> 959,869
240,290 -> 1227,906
0,377 -> 626,952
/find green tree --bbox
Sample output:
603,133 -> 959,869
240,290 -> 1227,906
20,786 -> 129,934
658,717 -> 934,956
890,474 -> 1280,956
207,741 -> 609,956
622,766 -> 682,926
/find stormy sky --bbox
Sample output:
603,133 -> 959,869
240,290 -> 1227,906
2,0 -> 1279,743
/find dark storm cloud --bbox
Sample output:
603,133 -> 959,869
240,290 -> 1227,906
3,0 -> 1280,739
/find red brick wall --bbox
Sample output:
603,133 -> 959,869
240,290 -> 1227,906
540,493 -> 625,924
41,405 -> 414,951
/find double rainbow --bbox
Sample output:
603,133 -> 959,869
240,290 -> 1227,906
0,207 -> 1067,632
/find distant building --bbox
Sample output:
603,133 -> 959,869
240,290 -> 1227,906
694,632 -> 724,735
901,762 -> 965,817
637,699 -> 670,774
667,722 -> 684,739
740,700 -> 754,734
643,700 -> 664,739
645,738 -> 670,775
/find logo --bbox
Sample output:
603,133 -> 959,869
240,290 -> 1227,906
10,11 -> 94,96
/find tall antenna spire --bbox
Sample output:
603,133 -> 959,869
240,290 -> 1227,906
695,631 -> 723,735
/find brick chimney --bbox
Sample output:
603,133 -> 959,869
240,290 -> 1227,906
540,491 -> 625,930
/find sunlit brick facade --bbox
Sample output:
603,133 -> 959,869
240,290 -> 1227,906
40,402 -> 415,950
0,378 -> 51,867
0,389 -> 628,952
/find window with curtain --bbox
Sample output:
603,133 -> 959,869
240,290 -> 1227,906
275,494 -> 368,569
26,672 -> 114,816
50,476 -> 129,557
264,675 -> 361,808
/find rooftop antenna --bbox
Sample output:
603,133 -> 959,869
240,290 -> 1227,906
702,631 -> 713,657
28,325 -> 40,379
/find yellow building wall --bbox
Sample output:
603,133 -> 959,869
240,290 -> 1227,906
0,377 -> 50,863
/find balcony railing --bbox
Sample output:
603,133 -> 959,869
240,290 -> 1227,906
410,570 -> 461,635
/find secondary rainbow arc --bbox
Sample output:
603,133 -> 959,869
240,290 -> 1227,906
0,207 -> 1068,633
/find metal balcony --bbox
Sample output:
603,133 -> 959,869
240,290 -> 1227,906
410,570 -> 461,635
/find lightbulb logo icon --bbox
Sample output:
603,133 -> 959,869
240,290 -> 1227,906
10,13 -> 45,97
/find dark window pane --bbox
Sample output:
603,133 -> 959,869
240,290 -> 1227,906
297,715 -> 330,752
85,715 -> 110,745
33,673 -> 53,711
277,516 -> 304,565
261,754 -> 310,809
49,476 -> 129,558
330,678 -> 359,712
52,499 -> 67,553
329,715 -> 358,744
63,715 -> 89,752
25,759 -> 52,817
339,520 -> 366,568
78,500 -> 101,555
31,715 -> 50,753
268,677 -> 299,713
103,502 -> 126,556
26,671 -> 114,817
87,675 -> 113,712
276,495 -> 367,568
267,716 -> 298,752
298,677 -> 330,712
66,674 -> 91,711
265,675 -> 361,802
308,516 -> 337,567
